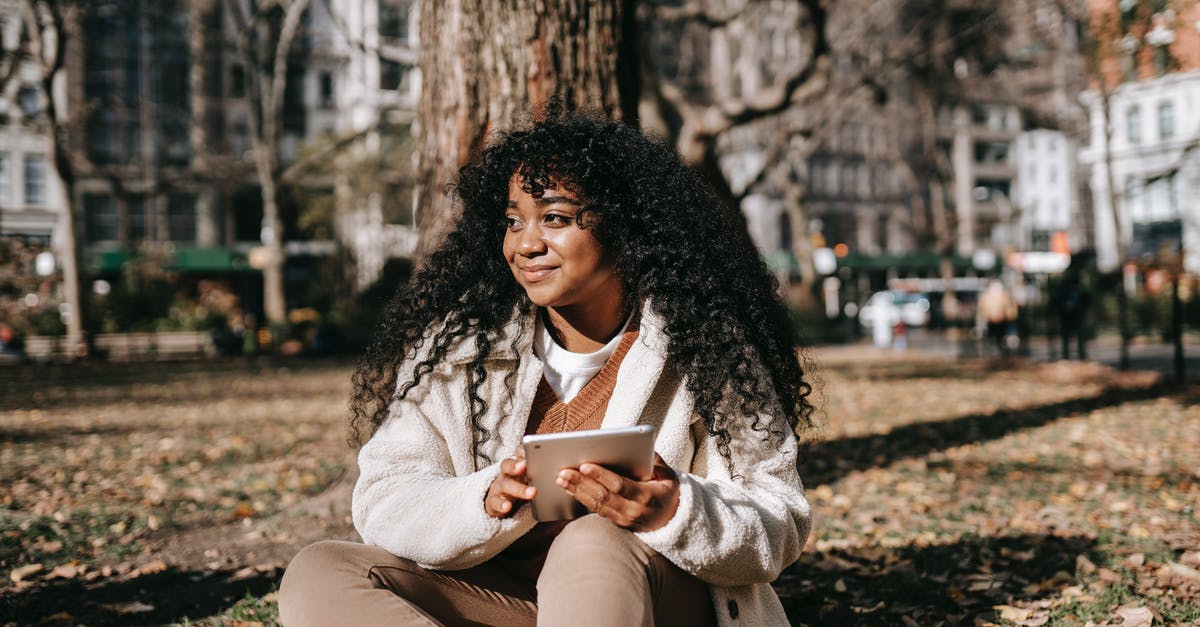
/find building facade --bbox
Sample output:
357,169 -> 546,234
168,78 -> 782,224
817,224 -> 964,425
1081,0 -> 1200,273
0,0 -> 66,241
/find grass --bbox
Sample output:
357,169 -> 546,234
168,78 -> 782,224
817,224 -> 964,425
2,352 -> 1197,625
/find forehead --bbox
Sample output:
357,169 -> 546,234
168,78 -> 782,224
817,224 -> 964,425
507,171 -> 583,199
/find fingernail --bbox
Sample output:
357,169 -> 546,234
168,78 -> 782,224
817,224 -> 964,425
525,487 -> 535,497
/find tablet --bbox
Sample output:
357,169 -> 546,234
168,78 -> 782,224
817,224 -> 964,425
522,424 -> 655,522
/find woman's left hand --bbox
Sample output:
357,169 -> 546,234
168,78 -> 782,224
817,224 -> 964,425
556,453 -> 679,532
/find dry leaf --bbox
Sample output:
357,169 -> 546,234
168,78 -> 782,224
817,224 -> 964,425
97,601 -> 155,614
995,605 -> 1031,621
9,563 -> 43,583
1116,605 -> 1153,627
133,559 -> 168,577
48,562 -> 83,579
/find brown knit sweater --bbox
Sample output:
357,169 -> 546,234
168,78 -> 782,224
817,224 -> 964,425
499,323 -> 641,578
524,324 -> 641,435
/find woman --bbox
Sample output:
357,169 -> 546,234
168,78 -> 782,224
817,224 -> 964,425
279,115 -> 815,626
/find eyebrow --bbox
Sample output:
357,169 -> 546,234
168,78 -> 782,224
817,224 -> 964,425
506,195 -> 581,208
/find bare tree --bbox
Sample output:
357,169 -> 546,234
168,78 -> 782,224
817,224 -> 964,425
3,0 -> 86,355
224,0 -> 313,325
413,0 -> 639,258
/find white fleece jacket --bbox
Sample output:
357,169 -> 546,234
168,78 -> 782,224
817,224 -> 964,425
352,303 -> 811,626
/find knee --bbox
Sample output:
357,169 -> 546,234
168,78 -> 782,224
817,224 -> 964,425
545,515 -> 651,565
279,541 -> 360,621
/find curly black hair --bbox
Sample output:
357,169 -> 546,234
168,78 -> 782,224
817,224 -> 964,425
349,114 -> 816,469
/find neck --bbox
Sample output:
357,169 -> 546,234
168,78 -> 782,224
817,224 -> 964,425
545,295 -> 628,353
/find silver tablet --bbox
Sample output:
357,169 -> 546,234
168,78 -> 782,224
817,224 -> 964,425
522,424 -> 655,522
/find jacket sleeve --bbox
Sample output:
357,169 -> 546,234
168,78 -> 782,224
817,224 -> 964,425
635,412 -> 811,587
352,393 -> 536,570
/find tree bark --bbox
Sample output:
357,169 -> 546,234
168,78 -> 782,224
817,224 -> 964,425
1098,88 -> 1131,369
16,0 -> 87,357
413,0 -> 639,260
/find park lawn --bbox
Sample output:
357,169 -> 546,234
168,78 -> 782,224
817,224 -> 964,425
1,353 -> 1197,625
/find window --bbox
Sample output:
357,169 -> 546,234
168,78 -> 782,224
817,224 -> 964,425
84,193 -> 119,242
230,63 -> 245,98
24,155 -> 45,205
319,72 -> 334,109
1158,102 -> 1174,140
1126,106 -> 1141,144
1048,165 -> 1057,184
129,196 -> 147,241
379,2 -> 409,41
167,194 -> 196,243
0,153 -> 9,206
380,60 -> 407,91
17,86 -> 40,118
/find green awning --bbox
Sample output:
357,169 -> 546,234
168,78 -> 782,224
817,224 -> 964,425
89,247 -> 255,274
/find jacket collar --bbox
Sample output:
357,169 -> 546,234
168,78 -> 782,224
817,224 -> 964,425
444,300 -> 670,367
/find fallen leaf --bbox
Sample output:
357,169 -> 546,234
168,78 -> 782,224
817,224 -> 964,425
32,539 -> 63,553
9,563 -> 43,582
48,562 -> 83,579
834,578 -> 847,592
995,605 -> 1031,621
1116,605 -> 1153,627
132,559 -> 168,577
1166,562 -> 1200,581
97,601 -> 155,614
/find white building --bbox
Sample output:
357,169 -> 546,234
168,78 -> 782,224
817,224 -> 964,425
1012,128 -> 1081,252
323,0 -> 421,288
0,0 -> 67,242
1080,69 -> 1200,273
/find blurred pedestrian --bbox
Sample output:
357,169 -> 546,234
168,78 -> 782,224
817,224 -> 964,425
976,279 -> 1017,357
1052,269 -> 1089,360
279,114 -> 814,626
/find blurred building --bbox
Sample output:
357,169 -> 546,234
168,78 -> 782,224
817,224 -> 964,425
1013,129 -> 1082,254
645,0 -> 1091,287
1080,0 -> 1200,273
0,0 -> 67,241
324,0 -> 420,290
0,0 -> 420,314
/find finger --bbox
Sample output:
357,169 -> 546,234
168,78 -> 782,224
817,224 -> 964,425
651,454 -> 677,482
560,470 -> 636,520
515,445 -> 526,461
486,493 -> 513,516
578,463 -> 629,496
497,477 -> 537,501
499,455 -> 527,480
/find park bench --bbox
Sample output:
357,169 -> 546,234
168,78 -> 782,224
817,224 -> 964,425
23,331 -> 216,362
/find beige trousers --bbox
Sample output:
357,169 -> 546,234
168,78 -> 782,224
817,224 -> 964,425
278,515 -> 716,626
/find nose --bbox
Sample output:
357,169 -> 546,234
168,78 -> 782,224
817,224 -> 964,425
516,223 -> 546,256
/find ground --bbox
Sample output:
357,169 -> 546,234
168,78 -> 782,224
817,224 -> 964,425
0,350 -> 1197,626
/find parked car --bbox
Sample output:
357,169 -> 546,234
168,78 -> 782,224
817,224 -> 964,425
858,290 -> 932,328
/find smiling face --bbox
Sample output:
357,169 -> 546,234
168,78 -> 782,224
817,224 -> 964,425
502,175 -> 623,313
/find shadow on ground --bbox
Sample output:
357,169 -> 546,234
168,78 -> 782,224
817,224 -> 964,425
800,381 -> 1175,487
778,533 -> 1096,625
0,565 -> 280,626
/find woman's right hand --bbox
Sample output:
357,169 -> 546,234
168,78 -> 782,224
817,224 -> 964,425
485,447 -> 537,518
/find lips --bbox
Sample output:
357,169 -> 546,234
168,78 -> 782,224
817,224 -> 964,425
519,265 -> 557,282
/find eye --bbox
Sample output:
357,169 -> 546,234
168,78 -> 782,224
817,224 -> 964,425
543,213 -> 573,227
505,216 -> 523,230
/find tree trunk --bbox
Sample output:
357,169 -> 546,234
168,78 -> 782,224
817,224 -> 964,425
1099,88 -> 1131,369
36,1 -> 86,358
413,0 -> 639,260
784,184 -> 816,309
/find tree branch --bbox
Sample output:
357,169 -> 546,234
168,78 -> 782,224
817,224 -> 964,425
642,1 -> 748,27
